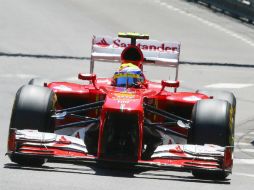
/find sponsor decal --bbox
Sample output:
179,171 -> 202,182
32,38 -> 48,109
57,136 -> 71,145
95,38 -> 178,52
114,39 -> 178,52
113,92 -> 135,99
75,132 -> 80,139
117,100 -> 130,104
95,38 -> 110,46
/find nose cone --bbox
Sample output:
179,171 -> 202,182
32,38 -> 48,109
103,90 -> 143,113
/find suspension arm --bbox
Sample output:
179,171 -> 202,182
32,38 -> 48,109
55,100 -> 104,113
55,119 -> 100,130
144,103 -> 191,124
144,118 -> 187,138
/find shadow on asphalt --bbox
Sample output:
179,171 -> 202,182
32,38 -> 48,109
1,51 -> 254,68
4,163 -> 230,184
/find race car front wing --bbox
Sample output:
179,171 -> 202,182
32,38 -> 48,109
7,129 -> 233,173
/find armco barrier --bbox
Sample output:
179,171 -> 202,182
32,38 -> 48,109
187,0 -> 254,23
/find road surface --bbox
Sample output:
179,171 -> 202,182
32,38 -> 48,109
1,0 -> 254,189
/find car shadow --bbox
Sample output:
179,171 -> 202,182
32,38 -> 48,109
4,162 -> 230,184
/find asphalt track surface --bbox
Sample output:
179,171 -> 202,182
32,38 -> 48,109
1,0 -> 254,189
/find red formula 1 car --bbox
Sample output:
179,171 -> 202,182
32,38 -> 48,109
7,32 -> 236,180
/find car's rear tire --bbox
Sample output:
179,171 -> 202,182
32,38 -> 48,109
9,85 -> 56,166
28,78 -> 50,87
196,89 -> 236,108
188,99 -> 234,180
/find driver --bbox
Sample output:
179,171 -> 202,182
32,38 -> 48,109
112,63 -> 144,88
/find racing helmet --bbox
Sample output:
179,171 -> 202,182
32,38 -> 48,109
113,63 -> 144,87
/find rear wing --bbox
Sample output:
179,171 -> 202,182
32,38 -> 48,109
90,36 -> 181,80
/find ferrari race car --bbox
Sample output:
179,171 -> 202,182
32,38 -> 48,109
7,32 -> 236,180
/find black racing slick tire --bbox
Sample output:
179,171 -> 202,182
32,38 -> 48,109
9,85 -> 56,166
196,89 -> 236,148
189,99 -> 234,180
189,99 -> 232,146
196,89 -> 236,108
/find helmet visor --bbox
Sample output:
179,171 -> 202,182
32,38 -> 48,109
114,72 -> 141,87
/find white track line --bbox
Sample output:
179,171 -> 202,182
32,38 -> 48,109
235,132 -> 245,136
154,0 -> 254,48
234,172 -> 254,178
237,142 -> 253,146
234,159 -> 254,165
205,83 -> 254,89
0,74 -> 37,79
235,149 -> 254,153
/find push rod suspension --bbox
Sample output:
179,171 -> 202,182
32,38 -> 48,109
144,118 -> 187,138
144,103 -> 191,124
55,119 -> 99,130
55,100 -> 104,113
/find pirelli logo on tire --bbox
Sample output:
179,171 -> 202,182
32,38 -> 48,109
229,105 -> 235,150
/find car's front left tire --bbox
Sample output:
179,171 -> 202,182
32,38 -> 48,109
188,99 -> 234,180
9,85 -> 56,166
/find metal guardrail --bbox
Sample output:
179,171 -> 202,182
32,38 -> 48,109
187,0 -> 254,23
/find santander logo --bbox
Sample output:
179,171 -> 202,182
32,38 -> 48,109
95,38 -> 178,52
95,38 -> 110,47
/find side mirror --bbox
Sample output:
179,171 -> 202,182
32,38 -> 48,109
78,73 -> 96,81
161,80 -> 179,88
78,73 -> 99,90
